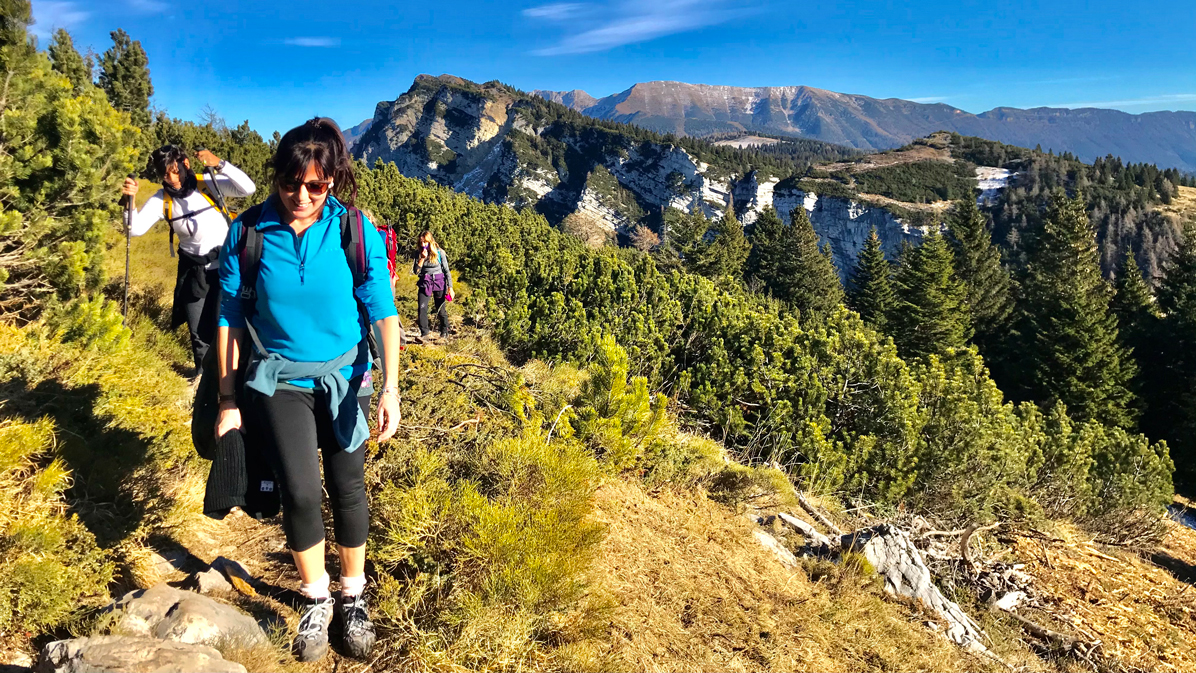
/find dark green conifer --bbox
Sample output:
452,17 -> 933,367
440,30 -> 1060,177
773,207 -> 843,316
747,206 -> 784,291
946,199 -> 1013,348
849,227 -> 896,331
48,28 -> 91,93
658,207 -> 710,275
891,230 -> 972,359
1019,192 -> 1136,428
98,29 -> 153,128
1146,222 -> 1196,480
699,204 -> 750,283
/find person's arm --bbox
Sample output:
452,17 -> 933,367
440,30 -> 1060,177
120,176 -> 165,237
196,150 -> 256,198
375,315 -> 401,442
440,250 -> 453,294
215,217 -> 248,438
215,325 -> 246,438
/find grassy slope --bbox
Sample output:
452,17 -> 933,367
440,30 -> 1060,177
8,189 -> 1196,670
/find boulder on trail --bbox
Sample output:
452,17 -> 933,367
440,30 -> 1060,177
109,583 -> 267,646
35,635 -> 246,673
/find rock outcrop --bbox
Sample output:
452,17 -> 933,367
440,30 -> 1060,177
36,636 -> 246,673
354,76 -> 957,271
36,583 -> 267,673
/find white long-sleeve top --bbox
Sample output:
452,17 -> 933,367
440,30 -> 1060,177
130,162 -> 256,269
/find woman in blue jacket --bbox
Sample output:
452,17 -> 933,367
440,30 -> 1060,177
213,118 -> 400,662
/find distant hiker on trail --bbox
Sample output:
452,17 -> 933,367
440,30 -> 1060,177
120,146 -> 256,370
213,118 -> 401,662
412,230 -> 453,342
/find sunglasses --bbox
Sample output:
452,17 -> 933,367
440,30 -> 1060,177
279,178 -> 332,195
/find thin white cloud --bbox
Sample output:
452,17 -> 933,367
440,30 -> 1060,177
283,37 -> 342,48
30,0 -> 89,39
523,3 -> 585,20
1043,93 -> 1196,109
908,96 -> 951,104
128,0 -> 168,12
525,0 -> 755,56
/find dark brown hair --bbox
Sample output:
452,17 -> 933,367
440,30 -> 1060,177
271,117 -> 357,206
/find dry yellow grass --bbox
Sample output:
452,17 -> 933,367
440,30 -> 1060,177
1005,521 -> 1196,672
580,480 -> 1004,672
1160,185 -> 1196,223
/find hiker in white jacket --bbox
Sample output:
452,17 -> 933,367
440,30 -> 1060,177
120,146 -> 256,370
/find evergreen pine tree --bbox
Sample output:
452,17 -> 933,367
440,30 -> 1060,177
746,205 -> 784,291
0,0 -> 32,51
699,204 -> 750,282
946,199 -> 1013,348
772,207 -> 843,316
48,28 -> 91,93
658,207 -> 710,275
891,231 -> 972,359
98,29 -> 153,128
849,227 -> 896,331
1019,192 -> 1136,428
1146,221 -> 1196,481
1112,249 -> 1160,427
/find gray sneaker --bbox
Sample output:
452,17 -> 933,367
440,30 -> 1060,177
339,593 -> 376,659
292,596 -> 335,662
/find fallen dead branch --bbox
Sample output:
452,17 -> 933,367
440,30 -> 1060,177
799,492 -> 843,536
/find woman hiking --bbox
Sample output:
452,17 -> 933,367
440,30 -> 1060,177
213,118 -> 401,662
412,230 -> 453,342
120,146 -> 256,371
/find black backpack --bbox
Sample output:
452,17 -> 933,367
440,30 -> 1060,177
190,203 -> 392,459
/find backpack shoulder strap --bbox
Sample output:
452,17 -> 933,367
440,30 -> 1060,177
340,206 -> 368,288
164,194 -> 176,258
237,203 -> 267,311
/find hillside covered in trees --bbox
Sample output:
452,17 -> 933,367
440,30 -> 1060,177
5,6 -> 1196,672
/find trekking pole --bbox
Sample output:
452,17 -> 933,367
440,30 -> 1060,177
196,148 -> 233,225
120,172 -> 135,322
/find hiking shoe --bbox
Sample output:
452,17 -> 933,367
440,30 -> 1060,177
339,593 -> 376,659
292,596 -> 335,662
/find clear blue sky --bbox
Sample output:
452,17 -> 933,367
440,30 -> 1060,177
31,0 -> 1196,136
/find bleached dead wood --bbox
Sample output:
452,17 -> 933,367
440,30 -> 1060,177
842,525 -> 991,655
777,512 -> 835,550
798,493 -> 843,536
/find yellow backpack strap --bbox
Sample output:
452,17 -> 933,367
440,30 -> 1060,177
196,176 -> 233,220
163,193 -> 176,258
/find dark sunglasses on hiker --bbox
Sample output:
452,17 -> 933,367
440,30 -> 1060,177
279,178 -> 332,195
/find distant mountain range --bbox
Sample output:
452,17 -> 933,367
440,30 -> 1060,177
531,81 -> 1196,173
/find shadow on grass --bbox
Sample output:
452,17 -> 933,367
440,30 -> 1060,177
0,375 -> 151,548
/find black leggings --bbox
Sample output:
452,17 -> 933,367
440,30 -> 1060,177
181,270 -> 220,369
248,389 -> 371,552
418,289 -> 448,336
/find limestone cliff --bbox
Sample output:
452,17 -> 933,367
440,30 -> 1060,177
354,76 -> 962,273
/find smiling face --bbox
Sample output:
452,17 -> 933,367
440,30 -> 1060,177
277,162 -> 332,224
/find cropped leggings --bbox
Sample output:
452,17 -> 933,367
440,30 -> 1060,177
248,388 -> 371,552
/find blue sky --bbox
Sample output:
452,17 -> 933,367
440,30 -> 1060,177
32,0 -> 1196,136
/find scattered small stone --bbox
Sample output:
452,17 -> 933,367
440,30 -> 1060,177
190,567 -> 234,595
36,635 -> 245,673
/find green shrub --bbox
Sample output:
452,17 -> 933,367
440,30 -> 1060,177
0,417 -> 113,634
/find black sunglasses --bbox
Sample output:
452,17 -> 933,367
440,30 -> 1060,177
279,178 -> 332,195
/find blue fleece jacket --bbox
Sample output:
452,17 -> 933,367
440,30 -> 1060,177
218,195 -> 397,387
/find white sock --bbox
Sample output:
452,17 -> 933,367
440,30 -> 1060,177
341,574 -> 367,598
299,572 -> 331,600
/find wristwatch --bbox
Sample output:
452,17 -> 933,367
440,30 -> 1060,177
218,393 -> 236,404
216,159 -> 227,173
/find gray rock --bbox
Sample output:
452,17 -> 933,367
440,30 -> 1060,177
191,567 -> 233,594
111,583 -> 265,646
35,636 -> 245,673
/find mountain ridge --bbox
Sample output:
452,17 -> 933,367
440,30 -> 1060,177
535,81 -> 1196,172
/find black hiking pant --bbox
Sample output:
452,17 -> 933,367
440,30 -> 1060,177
418,289 -> 448,337
247,388 -> 371,552
181,271 -> 220,370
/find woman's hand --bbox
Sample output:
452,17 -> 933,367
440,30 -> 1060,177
121,177 -> 138,197
377,389 -> 400,442
196,149 -> 221,168
216,403 -> 242,440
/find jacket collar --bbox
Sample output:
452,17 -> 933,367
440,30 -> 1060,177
255,194 -> 347,230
